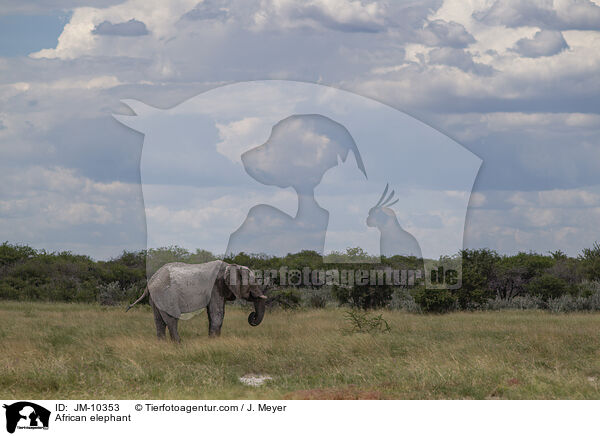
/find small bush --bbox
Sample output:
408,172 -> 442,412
414,288 -> 457,313
547,295 -> 582,313
547,291 -> 600,312
332,283 -> 394,309
484,295 -> 544,310
0,282 -> 20,300
579,242 -> 600,281
267,288 -> 302,309
588,290 -> 600,310
97,282 -> 123,306
388,288 -> 421,313
526,274 -> 569,301
577,281 -> 600,298
0,242 -> 37,266
302,288 -> 332,308
123,284 -> 144,303
308,293 -> 327,308
342,309 -> 391,334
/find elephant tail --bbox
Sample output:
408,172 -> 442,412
125,286 -> 149,312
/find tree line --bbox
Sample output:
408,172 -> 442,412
1,242 -> 600,312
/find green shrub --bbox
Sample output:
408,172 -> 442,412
388,288 -> 421,313
267,288 -> 302,309
342,309 -> 391,334
577,281 -> 600,298
588,290 -> 600,310
484,295 -> 544,310
302,288 -> 332,308
308,293 -> 327,308
0,282 -> 20,300
0,242 -> 37,266
332,283 -> 394,309
579,242 -> 600,281
526,274 -> 569,301
414,288 -> 457,313
547,295 -> 583,313
459,249 -> 499,307
503,252 -> 555,280
97,282 -> 123,306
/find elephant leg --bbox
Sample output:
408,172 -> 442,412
160,310 -> 181,343
150,298 -> 167,340
207,294 -> 225,337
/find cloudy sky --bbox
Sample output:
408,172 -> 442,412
1,0 -> 600,259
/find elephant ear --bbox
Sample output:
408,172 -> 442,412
224,264 -> 243,299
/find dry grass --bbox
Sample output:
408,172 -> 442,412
1,301 -> 599,399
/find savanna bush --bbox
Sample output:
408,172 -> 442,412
97,282 -> 124,306
588,290 -> 600,310
388,288 -> 421,313
484,295 -> 544,311
459,248 -> 499,307
331,282 -> 394,309
579,242 -> 600,281
301,287 -> 333,308
578,280 -> 600,297
267,288 -> 302,309
0,242 -> 36,266
413,288 -> 457,313
546,291 -> 600,312
526,274 -> 570,301
342,309 -> 391,334
547,295 -> 585,313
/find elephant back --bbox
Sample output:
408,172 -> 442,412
148,261 -> 224,319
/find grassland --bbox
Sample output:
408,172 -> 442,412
0,301 -> 599,399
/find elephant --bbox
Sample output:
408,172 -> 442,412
126,260 -> 267,341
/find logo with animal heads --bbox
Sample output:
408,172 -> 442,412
3,402 -> 50,434
114,80 -> 481,288
367,183 -> 422,260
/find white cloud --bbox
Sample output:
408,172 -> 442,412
7,76 -> 122,92
142,184 -> 296,251
216,117 -> 271,163
428,47 -> 495,75
469,192 -> 486,207
473,0 -> 600,30
507,189 -> 600,208
512,30 -> 569,57
0,165 -> 145,257
437,112 -> 600,141
253,0 -> 387,33
30,0 -> 197,59
464,186 -> 600,255
419,19 -> 476,48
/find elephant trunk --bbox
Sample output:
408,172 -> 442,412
248,297 -> 266,326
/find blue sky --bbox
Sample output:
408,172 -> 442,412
0,12 -> 70,57
1,0 -> 600,259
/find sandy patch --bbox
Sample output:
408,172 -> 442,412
239,374 -> 273,387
